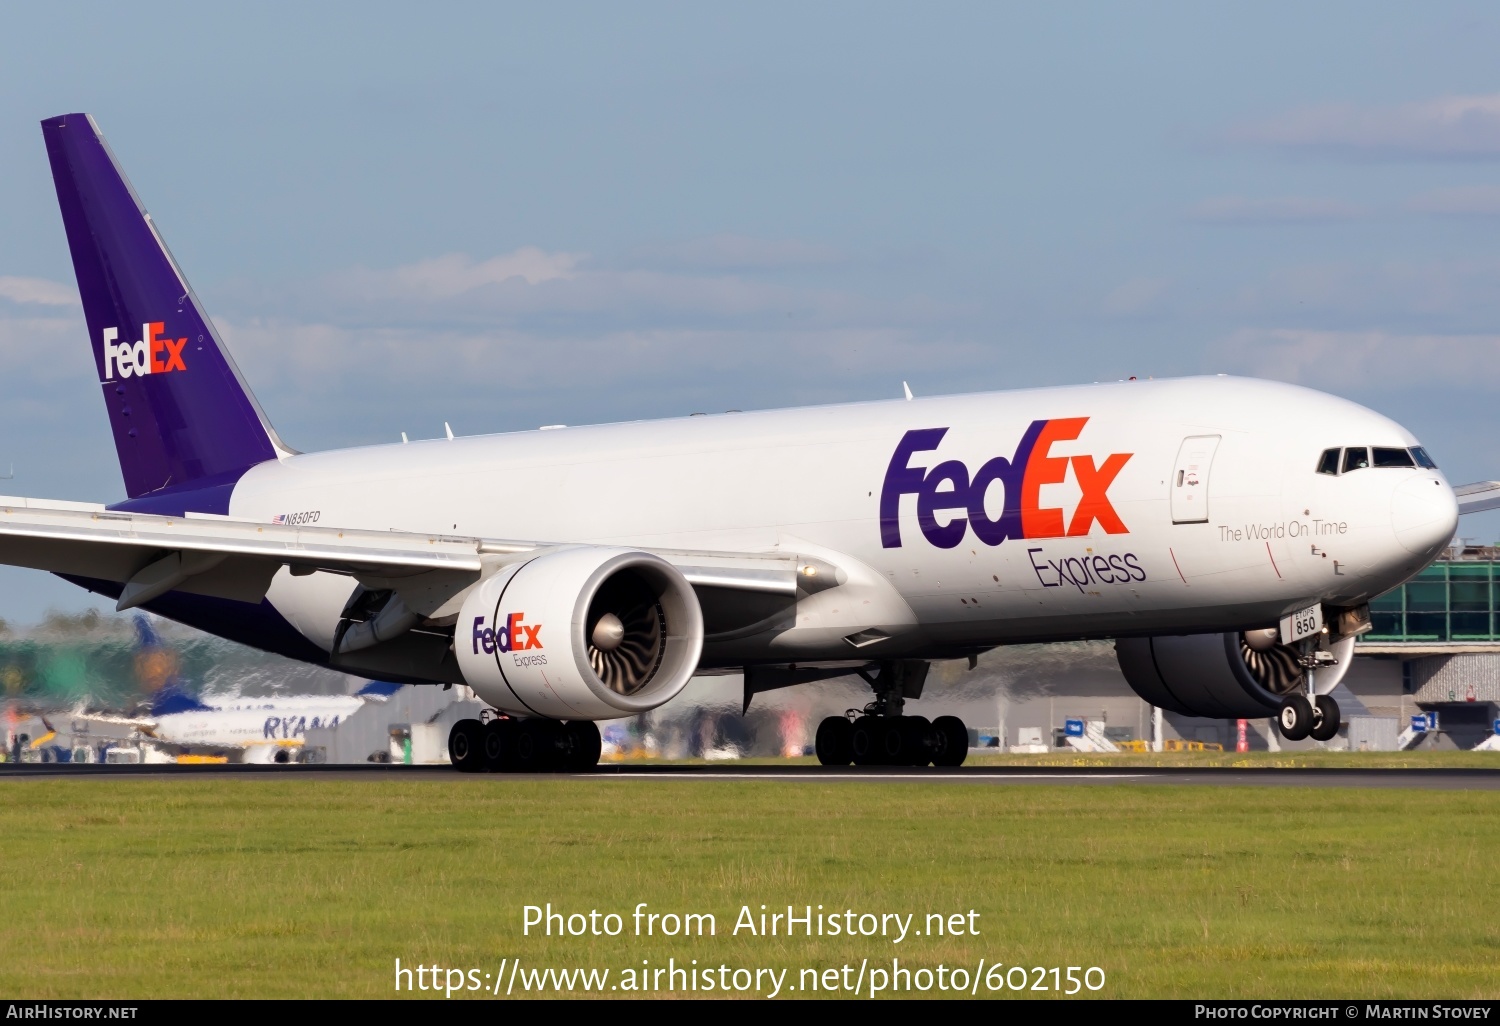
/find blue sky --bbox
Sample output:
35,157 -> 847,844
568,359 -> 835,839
1,2 -> 1500,621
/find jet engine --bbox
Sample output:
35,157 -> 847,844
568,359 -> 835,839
1115,630 -> 1355,719
455,546 -> 704,720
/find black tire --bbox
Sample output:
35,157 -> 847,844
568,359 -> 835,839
901,716 -> 933,766
815,716 -> 853,766
513,718 -> 564,771
931,715 -> 968,767
448,718 -> 486,773
850,716 -> 878,766
873,718 -> 905,765
1278,695 -> 1314,741
482,719 -> 510,771
1310,694 -> 1341,742
564,721 -> 602,770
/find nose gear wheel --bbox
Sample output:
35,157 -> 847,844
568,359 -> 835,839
586,571 -> 667,696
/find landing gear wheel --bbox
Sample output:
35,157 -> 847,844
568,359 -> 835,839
1310,695 -> 1341,742
931,715 -> 969,767
482,719 -> 513,771
876,718 -> 909,765
448,719 -> 486,773
901,716 -> 933,767
850,716 -> 879,766
563,721 -> 602,771
512,718 -> 564,771
1278,695 -> 1314,741
815,716 -> 853,766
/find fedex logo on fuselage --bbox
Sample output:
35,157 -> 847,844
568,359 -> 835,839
880,418 -> 1132,549
102,322 -> 188,380
472,612 -> 543,655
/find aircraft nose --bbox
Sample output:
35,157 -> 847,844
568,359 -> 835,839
1391,474 -> 1458,555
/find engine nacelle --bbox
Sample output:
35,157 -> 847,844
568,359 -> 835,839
456,546 -> 704,720
1115,631 -> 1355,719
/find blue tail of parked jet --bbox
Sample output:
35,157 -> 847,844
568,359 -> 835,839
41,113 -> 289,514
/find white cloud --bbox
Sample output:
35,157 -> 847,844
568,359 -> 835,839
1188,196 -> 1366,223
1216,259 -> 1500,324
1231,94 -> 1500,158
1408,184 -> 1500,216
213,316 -> 973,396
1103,277 -> 1170,315
1214,327 -> 1500,388
334,248 -> 581,302
0,276 -> 76,306
635,234 -> 842,270
0,313 -> 94,381
274,247 -> 931,330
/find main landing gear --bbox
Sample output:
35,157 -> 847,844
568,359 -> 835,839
1276,640 -> 1341,743
448,714 -> 601,773
814,660 -> 968,768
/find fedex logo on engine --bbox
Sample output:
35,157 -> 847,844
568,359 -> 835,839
472,613 -> 543,655
102,322 -> 188,380
880,418 -> 1132,549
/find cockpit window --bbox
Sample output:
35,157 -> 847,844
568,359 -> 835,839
1373,447 -> 1415,468
1342,447 -> 1370,473
1411,446 -> 1438,470
1316,448 -> 1341,475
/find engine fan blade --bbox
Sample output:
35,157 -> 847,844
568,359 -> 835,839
586,573 -> 668,695
1240,634 -> 1304,696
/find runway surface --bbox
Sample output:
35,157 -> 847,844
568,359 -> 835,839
3,763 -> 1500,789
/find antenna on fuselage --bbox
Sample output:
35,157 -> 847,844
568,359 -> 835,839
902,381 -> 913,400
400,432 -> 408,444
444,422 -> 454,441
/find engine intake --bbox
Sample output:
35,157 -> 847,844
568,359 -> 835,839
1115,631 -> 1354,719
456,547 -> 703,720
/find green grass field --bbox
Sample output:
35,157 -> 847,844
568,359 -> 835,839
2,775 -> 1498,999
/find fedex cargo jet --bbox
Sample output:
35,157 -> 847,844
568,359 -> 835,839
11,113 -> 1490,770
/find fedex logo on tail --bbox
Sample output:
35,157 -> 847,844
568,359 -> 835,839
472,612 -> 543,655
102,322 -> 188,380
880,418 -> 1132,549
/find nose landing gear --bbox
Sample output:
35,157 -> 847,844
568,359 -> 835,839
1309,694 -> 1341,742
1276,641 -> 1342,743
814,660 -> 969,768
1277,694 -> 1315,741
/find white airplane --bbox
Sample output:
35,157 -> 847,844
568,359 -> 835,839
10,113 -> 1492,771
81,683 -> 397,765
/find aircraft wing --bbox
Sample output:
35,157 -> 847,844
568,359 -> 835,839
0,496 -> 809,613
1456,481 -> 1500,516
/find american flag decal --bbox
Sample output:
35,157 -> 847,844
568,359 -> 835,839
272,514 -> 287,525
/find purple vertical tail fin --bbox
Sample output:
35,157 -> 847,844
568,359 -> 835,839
41,113 -> 290,513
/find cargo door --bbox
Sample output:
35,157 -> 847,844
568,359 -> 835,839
1171,435 -> 1220,524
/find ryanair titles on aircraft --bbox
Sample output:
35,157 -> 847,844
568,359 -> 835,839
473,612 -> 547,666
101,321 -> 188,379
264,714 -> 340,739
880,418 -> 1132,549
